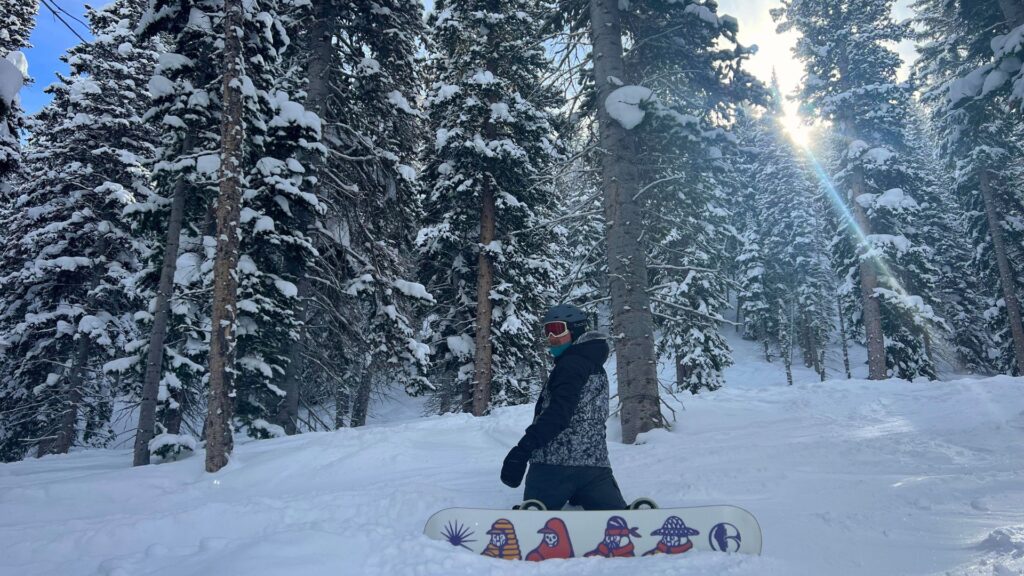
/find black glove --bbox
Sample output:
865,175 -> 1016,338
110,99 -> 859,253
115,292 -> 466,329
500,445 -> 529,488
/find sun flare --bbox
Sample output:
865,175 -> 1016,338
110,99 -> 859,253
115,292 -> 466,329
780,112 -> 812,148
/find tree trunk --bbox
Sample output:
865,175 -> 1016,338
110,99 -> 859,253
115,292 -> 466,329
164,384 -> 184,435
980,169 -> 1024,375
849,164 -> 887,380
37,335 -> 90,457
350,375 -> 372,428
471,185 -> 497,417
274,278 -> 308,435
134,135 -> 193,466
205,0 -> 245,473
589,0 -> 661,444
837,292 -> 852,379
335,383 -> 349,428
836,42 -> 886,380
735,298 -> 742,332
675,357 -> 688,391
998,0 -> 1024,28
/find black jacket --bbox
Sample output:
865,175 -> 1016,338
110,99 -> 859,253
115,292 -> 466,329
519,332 -> 612,467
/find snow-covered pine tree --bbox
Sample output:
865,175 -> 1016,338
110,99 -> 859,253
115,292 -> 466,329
576,0 -> 665,438
913,0 -> 1024,375
0,0 -> 159,461
132,0 -> 225,464
134,0 -> 320,468
279,1 -> 430,430
735,97 -> 834,380
736,222 -> 773,361
418,0 -> 563,415
0,0 -> 37,188
623,1 -> 763,394
774,0 -> 943,381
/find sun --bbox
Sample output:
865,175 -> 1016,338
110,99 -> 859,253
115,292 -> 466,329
780,111 -> 812,149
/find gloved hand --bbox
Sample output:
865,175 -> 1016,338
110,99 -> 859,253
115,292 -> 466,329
500,445 -> 529,488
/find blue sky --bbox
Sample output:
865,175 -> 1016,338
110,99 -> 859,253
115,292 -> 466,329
21,0 -> 91,114
20,0 -> 915,116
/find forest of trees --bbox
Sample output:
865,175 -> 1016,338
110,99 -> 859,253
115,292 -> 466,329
0,0 -> 1021,470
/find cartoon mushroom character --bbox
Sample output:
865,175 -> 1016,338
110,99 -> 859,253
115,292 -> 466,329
584,516 -> 641,558
481,518 -> 522,560
526,518 -> 574,561
643,516 -> 700,556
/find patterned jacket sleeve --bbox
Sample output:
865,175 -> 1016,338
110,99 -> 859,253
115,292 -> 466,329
518,355 -> 591,454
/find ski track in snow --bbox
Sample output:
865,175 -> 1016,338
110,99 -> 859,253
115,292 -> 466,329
1,332 -> 1023,575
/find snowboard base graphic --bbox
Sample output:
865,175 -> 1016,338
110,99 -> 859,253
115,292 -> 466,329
423,505 -> 761,560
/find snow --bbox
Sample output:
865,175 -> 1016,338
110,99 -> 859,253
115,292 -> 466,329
1,323 -> 1022,576
386,90 -> 418,116
148,433 -> 197,454
857,188 -> 919,211
268,91 -> 322,137
0,55 -> 25,108
446,333 -> 474,359
273,278 -> 298,298
103,356 -> 139,374
683,3 -> 720,27
489,102 -> 512,122
867,233 -> 912,255
147,75 -> 175,99
253,215 -> 276,233
432,83 -> 460,103
469,70 -> 497,85
862,146 -> 895,166
196,154 -> 220,176
605,85 -> 655,130
5,50 -> 28,77
174,252 -> 202,286
396,164 -> 417,182
392,279 -> 435,302
948,65 -> 989,105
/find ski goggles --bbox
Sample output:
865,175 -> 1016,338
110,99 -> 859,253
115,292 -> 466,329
543,321 -> 573,346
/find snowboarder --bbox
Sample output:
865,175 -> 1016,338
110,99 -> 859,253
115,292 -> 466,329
643,516 -> 699,556
500,304 -> 628,511
584,516 -> 641,557
526,518 -> 575,561
480,519 -> 522,560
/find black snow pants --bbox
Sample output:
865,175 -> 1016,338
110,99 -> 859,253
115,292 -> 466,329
523,463 -> 627,511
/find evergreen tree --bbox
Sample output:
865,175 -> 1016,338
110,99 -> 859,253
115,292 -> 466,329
0,0 -> 159,461
735,99 -> 835,380
133,0 -> 227,463
0,0 -> 37,187
135,0 -> 321,467
418,0 -> 563,414
625,2 -> 761,394
278,1 -> 431,430
913,0 -> 1024,375
775,0 -> 943,381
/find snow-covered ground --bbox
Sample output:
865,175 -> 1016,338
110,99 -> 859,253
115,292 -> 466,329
2,331 -> 1023,575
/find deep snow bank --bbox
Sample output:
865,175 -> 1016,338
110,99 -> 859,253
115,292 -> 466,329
2,374 -> 1023,576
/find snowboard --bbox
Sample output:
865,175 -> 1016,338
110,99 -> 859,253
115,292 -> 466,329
423,505 -> 761,561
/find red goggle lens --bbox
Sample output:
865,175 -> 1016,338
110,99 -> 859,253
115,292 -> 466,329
543,321 -> 569,337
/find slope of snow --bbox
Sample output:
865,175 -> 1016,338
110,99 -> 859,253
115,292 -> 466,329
2,370 -> 1023,575
2,321 -> 1022,575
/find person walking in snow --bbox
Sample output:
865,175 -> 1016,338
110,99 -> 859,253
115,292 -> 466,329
499,304 -> 628,511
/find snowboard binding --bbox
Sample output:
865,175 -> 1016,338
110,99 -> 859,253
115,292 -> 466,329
627,497 -> 658,510
512,499 -> 548,511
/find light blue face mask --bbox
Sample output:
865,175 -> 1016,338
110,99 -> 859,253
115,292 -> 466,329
549,343 -> 571,358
